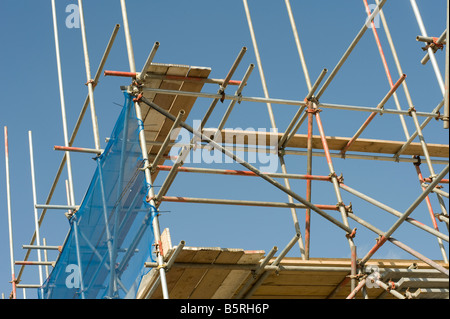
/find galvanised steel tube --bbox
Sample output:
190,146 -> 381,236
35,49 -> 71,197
363,0 -> 410,140
414,163 -> 448,263
139,96 -> 353,234
201,47 -> 247,128
284,0 -> 312,90
410,0 -> 446,96
340,74 -> 406,156
4,127 -> 16,299
375,280 -> 405,299
28,132 -> 44,289
159,195 -> 345,211
315,0 -> 388,100
139,86 -> 441,118
210,63 -> 254,145
394,99 -> 444,158
51,0 -> 76,209
78,0 -> 101,151
243,0 -> 276,129
138,41 -> 160,82
421,30 -> 446,65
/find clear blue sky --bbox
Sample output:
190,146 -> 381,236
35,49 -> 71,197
0,0 -> 448,299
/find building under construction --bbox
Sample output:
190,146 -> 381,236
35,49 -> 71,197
2,0 -> 449,300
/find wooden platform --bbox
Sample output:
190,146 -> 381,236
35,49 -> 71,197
136,243 -> 449,299
139,63 -> 211,181
202,129 -> 449,158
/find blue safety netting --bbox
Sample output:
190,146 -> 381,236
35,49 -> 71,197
39,93 -> 156,299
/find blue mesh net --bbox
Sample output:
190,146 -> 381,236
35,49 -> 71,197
39,93 -> 155,299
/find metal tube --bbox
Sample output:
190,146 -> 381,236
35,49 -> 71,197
284,0 -> 312,90
22,245 -> 61,251
416,35 -> 445,44
421,30 -> 447,64
51,0 -> 76,208
139,86 -> 441,118
234,246 -> 277,299
28,131 -> 44,289
139,96 -> 353,234
346,278 -> 366,299
78,0 -> 101,150
201,47 -> 247,128
164,241 -> 186,271
279,155 -> 306,259
341,74 -> 406,156
315,0 -> 387,99
138,41 -> 160,82
35,204 -> 79,210
375,280 -> 405,299
214,64 -> 254,134
363,0 -> 410,140
394,99 -> 444,158
4,127 -> 16,299
158,195 -> 344,211
410,0 -> 446,95
54,145 -> 103,155
120,0 -> 136,73
243,0 -> 276,129
410,109 -> 436,176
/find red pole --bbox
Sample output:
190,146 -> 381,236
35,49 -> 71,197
414,161 -> 440,231
104,70 -> 137,77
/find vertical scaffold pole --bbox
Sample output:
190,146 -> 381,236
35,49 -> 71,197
410,0 -> 446,96
77,0 -> 101,151
51,0 -> 76,207
242,0 -> 277,129
444,0 -> 449,129
28,131 -> 44,291
4,127 -> 16,299
119,0 -> 169,299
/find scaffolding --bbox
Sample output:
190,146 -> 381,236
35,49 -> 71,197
2,0 -> 449,299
